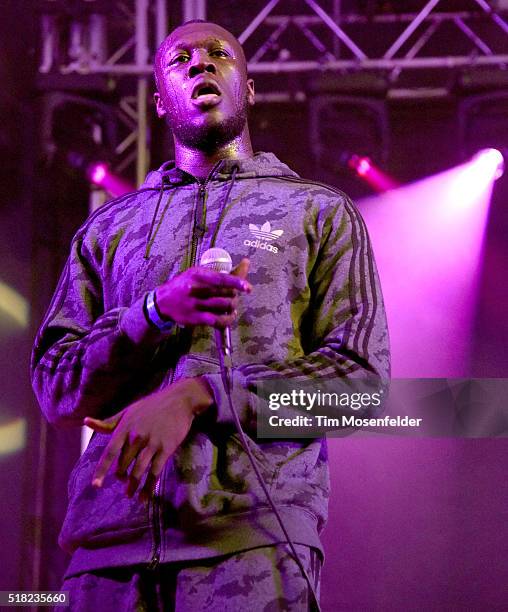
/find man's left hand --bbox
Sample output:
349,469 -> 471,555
85,377 -> 213,501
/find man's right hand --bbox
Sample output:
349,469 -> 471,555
154,258 -> 251,329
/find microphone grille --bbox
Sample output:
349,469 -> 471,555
200,248 -> 233,274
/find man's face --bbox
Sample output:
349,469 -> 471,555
154,22 -> 255,149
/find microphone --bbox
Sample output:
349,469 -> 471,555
200,247 -> 233,274
199,248 -> 233,368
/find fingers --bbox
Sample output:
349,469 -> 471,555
195,296 -> 237,314
190,284 -> 237,299
115,432 -> 148,480
87,412 -> 125,487
139,452 -> 167,502
139,473 -> 158,503
84,415 -> 120,434
92,431 -> 127,488
231,258 -> 250,281
154,261 -> 251,329
125,445 -> 157,497
93,436 -> 169,501
198,311 -> 237,329
192,269 -> 252,293
126,447 -> 170,500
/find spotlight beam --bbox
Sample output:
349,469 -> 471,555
87,162 -> 135,197
346,154 -> 399,192
358,154 -> 498,377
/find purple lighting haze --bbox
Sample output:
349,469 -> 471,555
86,162 -> 135,197
347,154 -> 398,192
89,162 -> 107,185
359,156 -> 497,377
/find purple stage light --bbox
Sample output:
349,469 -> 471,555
359,155 -> 498,377
86,161 -> 135,197
355,156 -> 371,176
89,162 -> 107,185
347,154 -> 398,192
472,148 -> 504,181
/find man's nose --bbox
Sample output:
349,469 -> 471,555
188,50 -> 216,78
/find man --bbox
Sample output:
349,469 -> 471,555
31,19 -> 390,611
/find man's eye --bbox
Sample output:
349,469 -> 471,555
211,49 -> 228,57
171,55 -> 189,65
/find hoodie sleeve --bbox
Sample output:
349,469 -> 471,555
202,194 -> 390,430
30,228 -> 171,428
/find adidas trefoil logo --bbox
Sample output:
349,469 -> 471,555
244,222 -> 284,254
248,222 -> 284,242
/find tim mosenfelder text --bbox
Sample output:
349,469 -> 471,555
266,389 -> 423,429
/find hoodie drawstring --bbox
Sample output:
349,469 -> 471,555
208,164 -> 239,250
143,163 -> 239,260
144,178 -> 168,259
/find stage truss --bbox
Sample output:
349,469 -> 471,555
37,0 -> 508,183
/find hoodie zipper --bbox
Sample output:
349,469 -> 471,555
190,181 -> 208,267
190,160 -> 228,266
148,356 -> 181,571
147,166 -> 221,571
147,494 -> 161,569
147,181 -> 206,571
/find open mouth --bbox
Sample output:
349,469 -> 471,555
191,82 -> 222,99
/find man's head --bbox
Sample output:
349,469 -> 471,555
154,20 -> 255,151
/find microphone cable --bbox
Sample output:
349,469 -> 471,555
215,318 -> 322,612
201,247 -> 322,611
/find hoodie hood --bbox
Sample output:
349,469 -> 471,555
141,152 -> 300,189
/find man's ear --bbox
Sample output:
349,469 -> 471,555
247,78 -> 255,106
154,92 -> 166,118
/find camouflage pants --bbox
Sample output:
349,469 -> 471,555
63,544 -> 321,612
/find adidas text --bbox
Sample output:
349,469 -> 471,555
244,238 -> 279,253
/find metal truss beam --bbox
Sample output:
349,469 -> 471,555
36,0 -> 508,182
38,0 -> 156,186
85,52 -> 508,75
38,1 -> 508,76
238,0 -> 508,76
183,0 -> 206,23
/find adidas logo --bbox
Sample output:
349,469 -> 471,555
244,222 -> 284,254
248,222 -> 284,242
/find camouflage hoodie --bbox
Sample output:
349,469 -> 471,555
31,152 -> 390,577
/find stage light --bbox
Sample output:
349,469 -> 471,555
67,153 -> 135,198
451,148 -> 504,207
471,148 -> 504,181
0,418 -> 26,456
345,154 -> 398,193
0,281 -> 29,329
353,156 -> 371,177
359,155 -> 497,377
89,162 -> 107,185
88,162 -> 134,197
